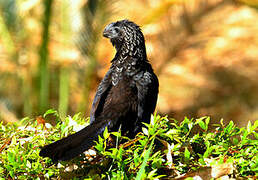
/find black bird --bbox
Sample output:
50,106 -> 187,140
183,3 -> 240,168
39,19 -> 159,162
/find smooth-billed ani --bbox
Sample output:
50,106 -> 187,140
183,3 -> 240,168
39,19 -> 159,162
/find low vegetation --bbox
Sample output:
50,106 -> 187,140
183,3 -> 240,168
0,110 -> 257,179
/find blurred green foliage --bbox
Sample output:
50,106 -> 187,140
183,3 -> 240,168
0,0 -> 115,121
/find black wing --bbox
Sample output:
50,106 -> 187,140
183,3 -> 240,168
133,67 -> 159,134
90,68 -> 113,124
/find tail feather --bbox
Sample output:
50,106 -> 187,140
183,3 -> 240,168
39,120 -> 110,162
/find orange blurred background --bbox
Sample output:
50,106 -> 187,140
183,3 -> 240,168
0,0 -> 258,127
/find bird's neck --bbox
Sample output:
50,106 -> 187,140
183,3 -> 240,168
114,42 -> 147,62
110,44 -> 147,86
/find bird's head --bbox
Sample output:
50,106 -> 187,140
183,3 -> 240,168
103,19 -> 145,54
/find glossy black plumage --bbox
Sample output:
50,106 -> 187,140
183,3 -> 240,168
39,19 -> 159,162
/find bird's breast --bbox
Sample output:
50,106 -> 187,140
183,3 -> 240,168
104,76 -> 138,116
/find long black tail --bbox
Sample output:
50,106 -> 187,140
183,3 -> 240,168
39,120 -> 110,162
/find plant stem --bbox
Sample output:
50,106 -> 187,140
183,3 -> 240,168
59,66 -> 69,118
38,0 -> 53,113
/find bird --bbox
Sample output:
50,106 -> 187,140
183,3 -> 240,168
39,19 -> 159,162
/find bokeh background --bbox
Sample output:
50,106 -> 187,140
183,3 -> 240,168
0,0 -> 258,127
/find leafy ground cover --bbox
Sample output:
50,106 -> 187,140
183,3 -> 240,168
0,110 -> 257,179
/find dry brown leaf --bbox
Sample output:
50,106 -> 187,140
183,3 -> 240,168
36,116 -> 46,128
173,163 -> 234,179
211,163 -> 234,178
0,137 -> 12,153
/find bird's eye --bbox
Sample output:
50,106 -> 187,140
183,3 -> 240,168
113,27 -> 120,33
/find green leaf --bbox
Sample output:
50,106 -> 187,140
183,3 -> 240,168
26,160 -> 31,168
198,155 -> 206,165
199,120 -> 207,131
0,167 -> 4,174
220,119 -> 224,127
111,132 -> 121,138
9,171 -> 14,179
233,138 -> 239,145
184,147 -> 191,161
43,109 -> 58,118
196,117 -> 208,131
185,178 -> 194,180
147,169 -> 158,179
103,127 -> 109,140
7,151 -> 15,163
225,121 -> 234,134
136,138 -> 155,180
205,117 -> 210,126
247,121 -> 252,133
189,121 -> 194,131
